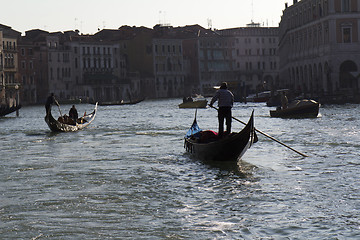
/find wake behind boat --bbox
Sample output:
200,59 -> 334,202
184,111 -> 256,161
45,103 -> 98,132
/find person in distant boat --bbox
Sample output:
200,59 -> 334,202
69,105 -> 78,121
281,91 -> 288,110
45,93 -> 59,116
209,82 -> 234,136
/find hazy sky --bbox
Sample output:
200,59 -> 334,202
2,0 -> 287,35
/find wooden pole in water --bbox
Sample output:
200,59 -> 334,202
15,85 -> 19,117
210,105 -> 308,157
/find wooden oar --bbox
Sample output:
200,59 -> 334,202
57,105 -> 64,120
210,105 -> 308,157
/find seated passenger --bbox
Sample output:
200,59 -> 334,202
69,105 -> 78,121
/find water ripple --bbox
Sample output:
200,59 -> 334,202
1,101 -> 360,239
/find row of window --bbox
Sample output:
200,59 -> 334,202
22,75 -> 34,85
48,52 -> 71,63
21,48 -> 33,56
155,62 -> 183,72
45,44 -> 115,56
82,58 -> 112,69
2,72 -> 16,83
243,61 -> 278,71
288,24 -> 352,54
82,46 -> 112,55
199,37 -> 278,49
154,44 -> 182,54
2,41 -> 16,50
155,77 -> 184,92
21,61 -> 33,69
1,53 -> 15,67
243,37 -> 277,44
50,67 -> 71,80
283,0 -> 329,29
242,48 -> 277,56
284,0 -> 353,31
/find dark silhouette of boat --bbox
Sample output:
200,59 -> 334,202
270,99 -> 320,118
45,103 -> 98,132
97,98 -> 144,106
184,111 -> 256,161
0,104 -> 21,117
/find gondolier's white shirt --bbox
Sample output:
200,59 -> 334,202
210,89 -> 234,107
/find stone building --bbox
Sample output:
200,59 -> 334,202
18,35 -> 37,104
0,24 -> 21,106
279,0 -> 360,103
197,30 -> 235,96
67,34 -> 131,103
218,23 -> 279,99
46,33 -> 74,101
95,26 -> 154,99
96,25 -> 188,99
19,29 -> 138,104
152,25 -> 186,98
180,25 -> 206,96
19,30 -> 74,104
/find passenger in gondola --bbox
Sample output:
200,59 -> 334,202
209,82 -> 234,137
45,93 -> 59,116
69,105 -> 78,121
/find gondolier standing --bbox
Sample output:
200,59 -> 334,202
209,82 -> 234,136
45,93 -> 59,116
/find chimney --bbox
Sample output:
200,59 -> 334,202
293,0 -> 298,4
285,2 -> 288,8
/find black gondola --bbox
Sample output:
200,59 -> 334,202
0,104 -> 21,117
184,111 -> 256,161
45,103 -> 98,132
97,98 -> 144,106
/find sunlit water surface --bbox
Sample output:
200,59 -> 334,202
1,99 -> 359,239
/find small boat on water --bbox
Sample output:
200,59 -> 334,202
184,111 -> 256,161
246,91 -> 271,103
0,104 -> 21,117
45,103 -> 98,132
179,96 -> 207,108
98,98 -> 144,106
270,99 -> 320,118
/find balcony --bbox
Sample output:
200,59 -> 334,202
4,64 -> 16,69
5,83 -> 21,89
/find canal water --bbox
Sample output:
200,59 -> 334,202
1,99 -> 359,239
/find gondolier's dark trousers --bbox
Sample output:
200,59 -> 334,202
218,106 -> 232,135
45,104 -> 51,116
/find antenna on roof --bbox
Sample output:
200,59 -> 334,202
207,18 -> 212,30
251,0 -> 254,23
74,18 -> 78,30
158,10 -> 170,27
